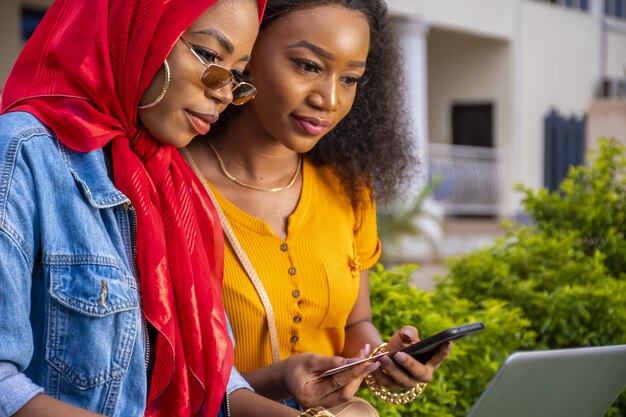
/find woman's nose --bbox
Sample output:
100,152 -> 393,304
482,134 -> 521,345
308,77 -> 338,112
205,82 -> 234,105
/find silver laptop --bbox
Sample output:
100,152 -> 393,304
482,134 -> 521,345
467,344 -> 626,417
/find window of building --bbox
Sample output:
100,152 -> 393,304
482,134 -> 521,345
605,0 -> 625,19
451,103 -> 494,148
21,6 -> 47,40
533,0 -> 590,11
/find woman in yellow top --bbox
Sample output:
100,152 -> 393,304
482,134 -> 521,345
186,0 -> 451,413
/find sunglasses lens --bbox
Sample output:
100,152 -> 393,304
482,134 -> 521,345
232,83 -> 257,105
202,65 -> 233,89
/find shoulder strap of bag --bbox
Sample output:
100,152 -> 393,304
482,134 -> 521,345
180,147 -> 281,363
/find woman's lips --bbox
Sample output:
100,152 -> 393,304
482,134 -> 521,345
292,115 -> 331,136
186,110 -> 217,136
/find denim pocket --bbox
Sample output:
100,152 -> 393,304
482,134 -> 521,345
46,259 -> 139,389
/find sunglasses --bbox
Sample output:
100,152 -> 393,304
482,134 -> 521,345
179,37 -> 257,106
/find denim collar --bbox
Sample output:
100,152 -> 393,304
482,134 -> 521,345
56,139 -> 130,209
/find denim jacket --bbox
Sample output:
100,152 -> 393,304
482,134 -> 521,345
0,112 -> 250,417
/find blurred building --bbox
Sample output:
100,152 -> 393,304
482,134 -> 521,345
1,0 -> 625,222
0,1 -> 49,87
387,0 -> 626,220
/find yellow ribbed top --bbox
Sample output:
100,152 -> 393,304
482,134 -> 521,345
211,159 -> 381,373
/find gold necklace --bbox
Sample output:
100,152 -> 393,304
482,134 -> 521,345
209,142 -> 302,193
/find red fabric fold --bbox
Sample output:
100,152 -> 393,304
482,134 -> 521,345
1,0 -> 266,416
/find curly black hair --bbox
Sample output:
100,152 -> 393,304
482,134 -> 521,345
214,0 -> 418,208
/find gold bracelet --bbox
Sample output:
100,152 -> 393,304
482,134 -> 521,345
298,407 -> 335,417
365,343 -> 428,405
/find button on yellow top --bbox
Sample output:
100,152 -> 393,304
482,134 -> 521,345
213,161 -> 381,374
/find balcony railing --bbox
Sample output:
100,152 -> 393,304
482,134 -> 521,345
532,0 -> 590,12
428,143 -> 502,216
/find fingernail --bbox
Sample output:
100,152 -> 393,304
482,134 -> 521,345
363,344 -> 371,356
394,352 -> 409,363
345,357 -> 362,364
402,329 -> 414,341
364,362 -> 380,373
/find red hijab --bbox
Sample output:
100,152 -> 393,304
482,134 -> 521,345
1,0 -> 265,416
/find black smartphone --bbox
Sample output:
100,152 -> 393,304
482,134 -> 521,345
320,322 -> 485,378
392,321 -> 485,366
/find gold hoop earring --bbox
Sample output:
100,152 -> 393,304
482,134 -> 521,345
138,59 -> 171,110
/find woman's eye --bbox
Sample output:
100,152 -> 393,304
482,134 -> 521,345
193,46 -> 219,64
342,76 -> 361,87
342,74 -> 368,88
232,69 -> 253,83
293,58 -> 322,74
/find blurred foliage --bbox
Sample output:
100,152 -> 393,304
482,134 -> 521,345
376,181 -> 442,261
361,264 -> 535,417
365,139 -> 626,416
438,139 -> 626,415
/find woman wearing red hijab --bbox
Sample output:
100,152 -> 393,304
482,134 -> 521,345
0,0 -> 265,416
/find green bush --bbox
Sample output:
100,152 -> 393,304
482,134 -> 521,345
365,140 -> 626,416
437,139 -> 626,416
362,264 -> 536,417
439,226 -> 626,349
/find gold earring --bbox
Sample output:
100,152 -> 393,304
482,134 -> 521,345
139,59 -> 171,110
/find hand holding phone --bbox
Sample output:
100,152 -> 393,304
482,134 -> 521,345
390,321 -> 485,367
320,322 -> 485,378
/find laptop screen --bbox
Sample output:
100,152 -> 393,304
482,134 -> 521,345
467,345 -> 626,417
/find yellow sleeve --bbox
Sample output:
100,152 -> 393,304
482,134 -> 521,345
355,196 -> 382,271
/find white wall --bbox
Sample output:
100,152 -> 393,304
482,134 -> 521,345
518,1 -> 602,192
387,0 -> 516,40
389,1 -> 617,217
587,100 -> 626,147
427,29 -> 512,150
606,26 -> 626,78
426,28 -> 514,215
393,17 -> 430,189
